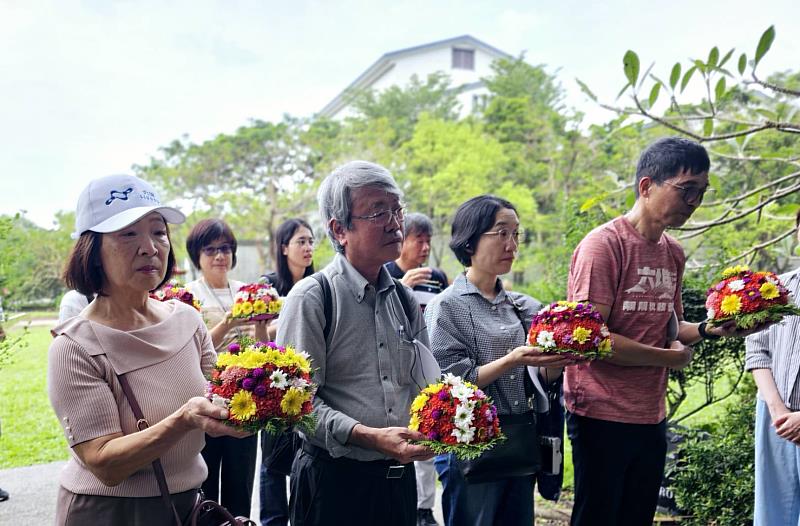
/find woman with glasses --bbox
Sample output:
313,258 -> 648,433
425,195 -> 575,526
184,218 -> 264,519
259,218 -> 315,526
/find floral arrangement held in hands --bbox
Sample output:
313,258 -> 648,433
150,281 -> 201,311
527,301 -> 613,360
207,336 -> 316,434
231,281 -> 282,321
408,373 -> 505,460
705,265 -> 800,330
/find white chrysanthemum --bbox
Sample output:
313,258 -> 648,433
270,370 -> 288,390
536,330 -> 556,349
766,276 -> 779,286
552,305 -> 569,312
211,394 -> 229,408
727,279 -> 745,292
450,383 -> 474,402
453,404 -> 475,427
600,326 -> 610,338
451,426 -> 476,444
707,308 -> 716,319
441,372 -> 461,386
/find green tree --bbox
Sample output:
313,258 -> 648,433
584,26 -> 800,270
348,72 -> 460,146
136,116 -> 317,269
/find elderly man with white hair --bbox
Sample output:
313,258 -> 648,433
277,161 -> 435,526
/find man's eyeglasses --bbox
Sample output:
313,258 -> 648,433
201,244 -> 233,257
352,206 -> 406,227
662,180 -> 710,204
482,228 -> 526,245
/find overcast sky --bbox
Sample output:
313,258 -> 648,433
2,0 -> 798,228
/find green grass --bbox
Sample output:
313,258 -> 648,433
0,324 -> 70,468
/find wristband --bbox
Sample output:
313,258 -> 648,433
698,321 -> 721,340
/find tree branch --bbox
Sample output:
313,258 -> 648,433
701,170 -> 800,207
751,72 -> 800,97
675,181 -> 800,231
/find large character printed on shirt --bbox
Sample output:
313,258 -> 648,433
622,266 -> 677,314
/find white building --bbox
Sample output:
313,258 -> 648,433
319,35 -> 513,120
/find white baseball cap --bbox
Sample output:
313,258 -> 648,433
72,174 -> 185,239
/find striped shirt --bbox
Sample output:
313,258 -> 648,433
745,268 -> 800,410
425,273 -> 542,415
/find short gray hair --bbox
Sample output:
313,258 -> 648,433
317,161 -> 404,253
403,212 -> 433,237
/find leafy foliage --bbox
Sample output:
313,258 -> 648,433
670,377 -> 756,525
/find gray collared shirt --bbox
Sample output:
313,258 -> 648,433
425,273 -> 542,415
745,268 -> 800,410
277,253 -> 428,460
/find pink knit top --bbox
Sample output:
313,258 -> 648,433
48,300 -> 216,497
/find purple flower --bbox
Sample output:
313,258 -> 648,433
438,390 -> 449,401
427,431 -> 440,441
252,367 -> 265,378
268,341 -> 278,349
431,409 -> 442,420
253,384 -> 267,397
254,341 -> 266,348
227,342 -> 241,353
242,378 -> 255,391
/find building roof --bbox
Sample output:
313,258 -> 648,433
318,35 -> 513,118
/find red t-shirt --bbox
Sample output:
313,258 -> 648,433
565,216 -> 685,424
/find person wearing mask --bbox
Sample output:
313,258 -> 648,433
48,174 -> 248,524
259,217 -> 315,526
184,218 -> 265,519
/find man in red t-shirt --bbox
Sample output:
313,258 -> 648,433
565,137 -> 742,526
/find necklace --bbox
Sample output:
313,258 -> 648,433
200,277 -> 242,338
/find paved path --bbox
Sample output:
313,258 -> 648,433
0,451 -> 445,524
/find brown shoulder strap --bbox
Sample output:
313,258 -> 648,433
116,374 -> 183,526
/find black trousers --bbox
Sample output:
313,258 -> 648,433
289,443 -> 416,526
567,412 -> 667,526
201,433 -> 258,518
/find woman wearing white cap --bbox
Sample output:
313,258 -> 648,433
48,174 -> 250,524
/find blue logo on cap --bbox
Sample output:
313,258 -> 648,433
105,187 -> 134,205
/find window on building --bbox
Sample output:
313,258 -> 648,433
452,48 -> 475,70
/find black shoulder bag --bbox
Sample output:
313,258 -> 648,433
458,299 -> 541,484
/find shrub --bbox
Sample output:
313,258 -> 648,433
670,377 -> 755,525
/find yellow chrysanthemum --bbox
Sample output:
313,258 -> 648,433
598,338 -> 612,355
239,349 -> 269,369
572,326 -> 592,344
231,303 -> 242,317
253,300 -> 268,315
720,294 -> 742,315
422,383 -> 444,396
281,387 -> 310,416
229,390 -> 257,421
759,282 -> 780,300
411,393 -> 429,413
409,413 -> 420,431
240,301 -> 254,315
269,300 -> 282,313
722,265 -> 750,279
